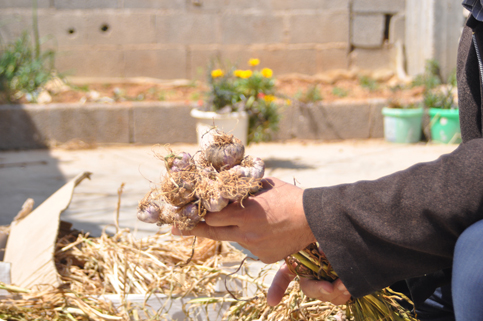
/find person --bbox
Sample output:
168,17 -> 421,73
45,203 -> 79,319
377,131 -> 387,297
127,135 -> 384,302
173,2 -> 483,320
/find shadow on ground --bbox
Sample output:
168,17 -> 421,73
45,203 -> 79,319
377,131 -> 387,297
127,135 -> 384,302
263,157 -> 316,170
0,150 -> 66,226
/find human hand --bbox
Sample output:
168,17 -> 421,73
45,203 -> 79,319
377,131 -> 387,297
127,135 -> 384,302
267,263 -> 351,306
171,177 -> 316,263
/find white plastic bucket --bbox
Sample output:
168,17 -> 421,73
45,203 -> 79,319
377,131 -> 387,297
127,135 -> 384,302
190,108 -> 248,146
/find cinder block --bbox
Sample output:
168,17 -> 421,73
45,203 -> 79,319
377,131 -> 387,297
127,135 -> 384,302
271,0 -> 349,10
0,0 -> 50,8
289,12 -> 349,43
0,105 -> 50,150
124,49 -> 187,79
350,47 -> 396,70
369,99 -> 386,138
220,0 -> 272,10
389,13 -> 405,44
221,14 -> 284,44
38,12 -> 87,46
155,13 -> 218,44
54,49 -> 124,77
186,0 -> 272,11
353,0 -> 405,14
351,14 -> 385,48
123,0 -> 186,9
218,48 -> 258,69
188,48 -> 221,80
132,102 -> 197,144
254,49 -> 318,75
53,0 -> 121,9
86,12 -> 156,45
277,100 -> 374,140
0,12 -> 34,43
316,48 -> 349,72
48,104 -> 130,144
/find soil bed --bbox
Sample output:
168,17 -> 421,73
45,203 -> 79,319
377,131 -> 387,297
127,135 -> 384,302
7,73 -> 424,105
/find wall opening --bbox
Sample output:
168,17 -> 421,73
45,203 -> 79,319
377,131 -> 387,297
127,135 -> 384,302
383,14 -> 392,42
100,24 -> 110,33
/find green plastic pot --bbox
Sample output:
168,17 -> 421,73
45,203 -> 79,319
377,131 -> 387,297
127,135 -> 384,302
382,107 -> 424,143
428,108 -> 461,144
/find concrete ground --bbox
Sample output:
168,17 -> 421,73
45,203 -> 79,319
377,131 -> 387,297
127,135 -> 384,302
0,139 -> 458,240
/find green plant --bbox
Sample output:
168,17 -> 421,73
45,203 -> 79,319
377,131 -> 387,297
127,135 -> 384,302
0,32 -> 55,103
203,59 -> 280,144
0,0 -> 56,103
423,87 -> 455,109
295,85 -> 323,103
418,60 -> 457,110
359,75 -> 378,91
332,86 -> 348,98
247,95 -> 280,143
412,59 -> 442,90
207,68 -> 242,111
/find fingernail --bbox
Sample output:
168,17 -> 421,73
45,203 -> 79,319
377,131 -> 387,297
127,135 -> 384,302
320,287 -> 330,295
343,291 -> 350,296
320,285 -> 332,295
337,283 -> 346,291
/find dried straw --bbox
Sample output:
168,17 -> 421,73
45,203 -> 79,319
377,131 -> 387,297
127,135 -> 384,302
186,274 -> 347,321
0,224 -> 248,320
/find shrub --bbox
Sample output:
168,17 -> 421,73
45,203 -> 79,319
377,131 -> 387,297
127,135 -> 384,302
0,32 -> 55,103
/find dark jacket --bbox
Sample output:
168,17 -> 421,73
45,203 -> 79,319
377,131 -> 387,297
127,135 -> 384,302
302,17 -> 483,306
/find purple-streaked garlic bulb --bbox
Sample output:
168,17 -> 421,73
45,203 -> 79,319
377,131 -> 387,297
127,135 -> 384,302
202,130 -> 245,171
196,177 -> 229,212
165,152 -> 192,172
202,195 -> 229,212
137,189 -> 165,224
161,171 -> 197,207
229,156 -> 265,179
172,203 -> 202,230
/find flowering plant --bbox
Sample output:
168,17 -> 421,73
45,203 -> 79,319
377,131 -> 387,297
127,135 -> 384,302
203,59 -> 281,144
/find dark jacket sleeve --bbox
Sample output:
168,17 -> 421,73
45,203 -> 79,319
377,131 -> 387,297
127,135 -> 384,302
303,138 -> 483,298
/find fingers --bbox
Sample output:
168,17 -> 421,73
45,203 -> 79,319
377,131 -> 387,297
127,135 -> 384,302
267,263 -> 296,306
299,278 -> 351,306
171,222 -> 240,242
203,205 -> 243,227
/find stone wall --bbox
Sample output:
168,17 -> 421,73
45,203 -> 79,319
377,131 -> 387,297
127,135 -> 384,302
0,0 -> 409,79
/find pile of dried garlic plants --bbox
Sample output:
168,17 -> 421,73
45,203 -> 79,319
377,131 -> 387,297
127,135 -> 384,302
0,223 -> 345,321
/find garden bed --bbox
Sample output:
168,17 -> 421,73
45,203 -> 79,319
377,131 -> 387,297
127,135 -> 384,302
5,71 -> 424,106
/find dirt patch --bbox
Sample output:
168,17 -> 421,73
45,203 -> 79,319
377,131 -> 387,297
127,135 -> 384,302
12,73 -> 425,105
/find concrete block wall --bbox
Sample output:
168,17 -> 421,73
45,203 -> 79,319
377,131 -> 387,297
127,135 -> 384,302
0,100 -> 386,150
0,0 -> 409,80
350,0 -> 406,71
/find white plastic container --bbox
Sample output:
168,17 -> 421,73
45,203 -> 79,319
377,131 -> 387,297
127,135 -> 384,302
190,108 -> 248,146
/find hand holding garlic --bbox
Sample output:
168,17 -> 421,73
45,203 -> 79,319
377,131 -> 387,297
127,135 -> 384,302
172,177 -> 316,264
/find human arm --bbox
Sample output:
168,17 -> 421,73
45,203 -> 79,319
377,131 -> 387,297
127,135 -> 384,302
305,138 -> 483,299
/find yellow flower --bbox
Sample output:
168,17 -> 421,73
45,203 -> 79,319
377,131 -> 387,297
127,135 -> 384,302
211,69 -> 224,78
243,70 -> 253,78
235,70 -> 253,79
233,69 -> 243,77
249,58 -> 260,66
285,99 -> 292,105
261,68 -> 273,78
264,94 -> 276,103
